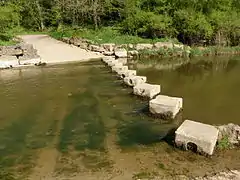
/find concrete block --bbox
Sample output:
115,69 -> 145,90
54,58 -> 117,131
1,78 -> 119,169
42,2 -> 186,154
175,120 -> 219,155
149,95 -> 183,119
117,70 -> 137,79
117,58 -> 128,64
102,56 -> 115,63
133,83 -> 160,98
112,65 -> 128,72
123,75 -> 147,86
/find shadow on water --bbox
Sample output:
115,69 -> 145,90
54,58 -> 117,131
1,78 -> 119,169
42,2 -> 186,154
117,103 -> 183,148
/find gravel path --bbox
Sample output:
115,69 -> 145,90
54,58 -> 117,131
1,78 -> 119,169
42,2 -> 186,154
20,35 -> 103,64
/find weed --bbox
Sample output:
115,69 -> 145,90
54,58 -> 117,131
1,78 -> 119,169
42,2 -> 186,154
217,136 -> 231,150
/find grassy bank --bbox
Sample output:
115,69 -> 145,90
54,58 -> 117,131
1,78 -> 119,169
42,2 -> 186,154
49,27 -> 178,45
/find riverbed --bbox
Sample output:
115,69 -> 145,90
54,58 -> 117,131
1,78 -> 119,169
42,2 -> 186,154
0,56 -> 239,179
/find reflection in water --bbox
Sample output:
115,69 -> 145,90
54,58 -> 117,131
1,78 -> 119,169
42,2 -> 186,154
0,58 -> 240,178
137,56 -> 240,124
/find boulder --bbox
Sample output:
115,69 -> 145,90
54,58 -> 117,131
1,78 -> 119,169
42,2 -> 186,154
79,42 -> 89,50
136,43 -> 153,50
133,83 -> 160,98
103,51 -> 114,56
102,43 -> 115,52
149,95 -> 183,118
128,44 -> 134,49
114,48 -> 127,58
62,37 -> 70,44
217,123 -> 240,145
128,50 -> 139,56
123,76 -> 147,86
154,42 -> 173,49
117,70 -> 137,79
89,45 -> 105,52
112,65 -> 128,72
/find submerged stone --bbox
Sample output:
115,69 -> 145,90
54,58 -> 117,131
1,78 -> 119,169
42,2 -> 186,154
175,120 -> 219,156
133,83 -> 160,98
149,95 -> 183,119
123,75 -> 147,86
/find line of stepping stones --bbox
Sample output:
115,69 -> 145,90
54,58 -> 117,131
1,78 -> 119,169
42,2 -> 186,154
102,56 -> 183,119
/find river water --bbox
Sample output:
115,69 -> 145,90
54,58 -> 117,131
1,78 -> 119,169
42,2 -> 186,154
0,56 -> 239,179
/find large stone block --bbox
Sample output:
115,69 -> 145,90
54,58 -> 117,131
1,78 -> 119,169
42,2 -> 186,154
133,83 -> 160,98
114,48 -> 127,58
117,58 -> 127,65
136,44 -> 153,50
175,120 -> 219,155
149,95 -> 183,119
112,65 -> 128,72
109,61 -> 123,67
102,43 -> 115,52
102,57 -> 115,63
117,70 -> 137,79
123,76 -> 147,86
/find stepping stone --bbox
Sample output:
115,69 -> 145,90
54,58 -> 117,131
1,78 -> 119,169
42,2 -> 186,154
117,58 -> 127,64
117,70 -> 137,79
149,95 -> 183,119
123,75 -> 147,86
112,65 -> 128,72
175,120 -> 219,156
102,56 -> 115,63
133,83 -> 160,98
108,61 -> 122,67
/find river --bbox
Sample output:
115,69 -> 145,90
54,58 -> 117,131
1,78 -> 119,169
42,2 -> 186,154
0,56 -> 239,179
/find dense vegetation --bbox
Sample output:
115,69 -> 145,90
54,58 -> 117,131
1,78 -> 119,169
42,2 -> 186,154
0,0 -> 239,46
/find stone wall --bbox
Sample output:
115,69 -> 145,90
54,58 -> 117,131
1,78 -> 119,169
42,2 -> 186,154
59,37 -> 189,58
0,43 -> 41,69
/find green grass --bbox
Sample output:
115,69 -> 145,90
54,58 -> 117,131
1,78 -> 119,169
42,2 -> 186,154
49,26 -> 178,45
217,136 -> 231,150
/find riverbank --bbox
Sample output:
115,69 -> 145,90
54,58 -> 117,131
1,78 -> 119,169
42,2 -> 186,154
49,28 -> 240,59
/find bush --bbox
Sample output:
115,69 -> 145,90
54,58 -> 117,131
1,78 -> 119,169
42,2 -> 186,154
121,10 -> 175,38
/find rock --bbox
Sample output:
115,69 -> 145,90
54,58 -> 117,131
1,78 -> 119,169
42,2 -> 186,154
102,56 -> 115,63
154,42 -> 173,49
128,50 -> 139,56
89,45 -> 105,52
108,61 -> 123,67
79,42 -> 89,50
149,95 -> 183,119
112,65 -> 128,72
175,120 -> 219,156
133,83 -> 160,98
114,48 -> 127,58
174,44 -> 184,49
0,56 -> 19,68
123,75 -> 147,86
117,70 -> 137,79
128,44 -> 134,49
102,43 -> 115,52
117,58 -> 127,65
136,43 -> 153,50
103,51 -> 114,56
217,123 -> 240,145
62,37 -> 70,44
20,57 -> 42,65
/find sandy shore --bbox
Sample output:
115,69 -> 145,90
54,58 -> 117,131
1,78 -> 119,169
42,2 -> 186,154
19,35 -> 103,64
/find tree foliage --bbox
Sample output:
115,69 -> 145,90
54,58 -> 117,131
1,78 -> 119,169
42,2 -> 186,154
0,0 -> 239,45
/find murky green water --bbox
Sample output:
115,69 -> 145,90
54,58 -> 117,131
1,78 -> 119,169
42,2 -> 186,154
135,55 -> 240,125
0,57 -> 239,179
